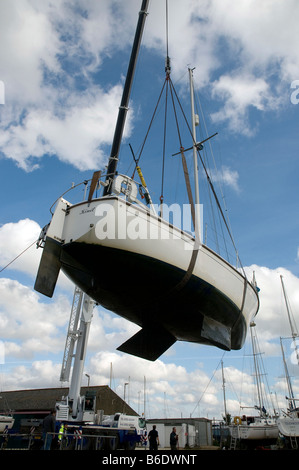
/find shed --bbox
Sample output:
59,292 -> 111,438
146,417 -> 213,449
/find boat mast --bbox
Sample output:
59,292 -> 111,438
221,360 -> 228,421
280,337 -> 296,410
280,275 -> 299,365
188,68 -> 201,242
250,322 -> 264,417
103,0 -> 150,195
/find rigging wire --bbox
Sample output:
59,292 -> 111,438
194,87 -> 236,262
190,352 -> 226,417
131,80 -> 167,178
194,93 -> 230,260
0,238 -> 38,273
170,81 -> 246,276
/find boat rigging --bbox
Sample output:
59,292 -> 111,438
34,0 -> 259,362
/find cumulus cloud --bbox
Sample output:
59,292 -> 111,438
0,219 -> 41,275
210,74 -> 279,135
0,218 -> 74,293
207,165 -> 240,192
0,85 -> 127,171
0,223 -> 297,418
0,0 -> 298,170
246,265 -> 299,339
0,264 -> 298,417
3,361 -> 62,391
0,1 -> 135,171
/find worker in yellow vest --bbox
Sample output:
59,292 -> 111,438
58,423 -> 65,448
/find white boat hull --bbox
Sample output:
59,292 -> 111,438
0,415 -> 14,432
230,424 -> 279,441
35,196 -> 259,360
277,416 -> 299,437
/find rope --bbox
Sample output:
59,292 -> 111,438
0,239 -> 38,273
190,352 -> 226,417
131,80 -> 167,180
170,80 -> 246,277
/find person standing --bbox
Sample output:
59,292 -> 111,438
170,426 -> 178,450
148,425 -> 159,451
42,409 -> 56,450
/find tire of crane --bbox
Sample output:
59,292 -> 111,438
96,436 -> 105,450
125,440 -> 136,450
106,434 -> 119,451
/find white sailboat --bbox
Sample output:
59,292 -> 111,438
277,275 -> 299,448
34,0 -> 259,361
276,340 -> 299,447
229,322 -> 278,448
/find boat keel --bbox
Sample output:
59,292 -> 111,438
117,325 -> 176,361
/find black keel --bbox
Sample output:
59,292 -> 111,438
117,325 -> 176,361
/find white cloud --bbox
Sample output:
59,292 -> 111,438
0,219 -> 41,275
3,361 -> 62,391
210,74 -> 279,135
207,165 -> 240,192
0,218 -> 75,293
0,0 -> 298,170
0,278 -> 70,359
246,265 -> 299,339
0,264 -> 298,417
0,0 -> 135,171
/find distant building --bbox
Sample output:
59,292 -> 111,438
0,385 -> 138,433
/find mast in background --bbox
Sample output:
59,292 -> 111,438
280,275 -> 299,366
188,67 -> 201,243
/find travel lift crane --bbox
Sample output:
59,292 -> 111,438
56,286 -> 96,423
55,286 -> 146,451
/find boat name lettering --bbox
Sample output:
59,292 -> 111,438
79,207 -> 96,215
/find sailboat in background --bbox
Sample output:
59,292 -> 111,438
0,391 -> 14,432
33,0 -> 259,361
229,322 -> 278,449
277,275 -> 299,449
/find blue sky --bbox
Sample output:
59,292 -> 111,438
0,0 -> 299,421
